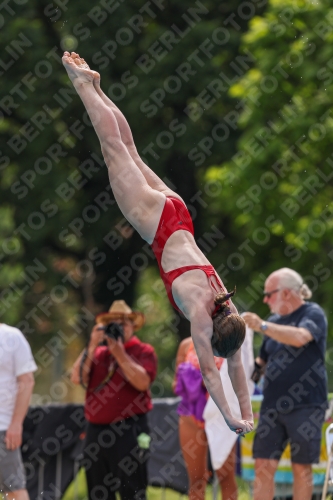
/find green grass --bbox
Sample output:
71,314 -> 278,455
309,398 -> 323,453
63,469 -> 252,499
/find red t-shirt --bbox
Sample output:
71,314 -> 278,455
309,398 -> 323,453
85,336 -> 157,424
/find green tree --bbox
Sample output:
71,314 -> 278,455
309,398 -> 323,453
1,0 -> 266,395
205,0 -> 333,341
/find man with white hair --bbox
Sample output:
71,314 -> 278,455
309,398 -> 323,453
243,268 -> 328,500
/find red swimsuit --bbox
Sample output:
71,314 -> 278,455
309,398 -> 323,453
151,197 -> 224,313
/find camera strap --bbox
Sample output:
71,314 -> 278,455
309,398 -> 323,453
79,344 -> 118,393
79,348 -> 88,389
92,359 -> 118,393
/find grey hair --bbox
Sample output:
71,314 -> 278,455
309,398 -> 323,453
275,268 -> 312,299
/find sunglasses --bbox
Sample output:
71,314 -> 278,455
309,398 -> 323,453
263,289 -> 280,299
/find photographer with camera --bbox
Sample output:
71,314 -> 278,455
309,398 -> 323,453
71,300 -> 157,500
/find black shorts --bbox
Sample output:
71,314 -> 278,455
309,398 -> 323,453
83,414 -> 150,500
253,406 -> 326,464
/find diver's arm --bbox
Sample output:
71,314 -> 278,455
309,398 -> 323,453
227,348 -> 253,422
190,312 -> 252,435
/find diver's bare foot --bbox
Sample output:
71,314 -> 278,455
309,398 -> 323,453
92,73 -> 103,97
62,51 -> 100,87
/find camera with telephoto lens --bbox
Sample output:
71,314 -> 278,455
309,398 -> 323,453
251,361 -> 264,384
100,322 -> 124,342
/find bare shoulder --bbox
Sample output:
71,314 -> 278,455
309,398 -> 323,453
176,337 -> 192,358
175,337 -> 192,368
172,271 -> 214,319
179,337 -> 192,351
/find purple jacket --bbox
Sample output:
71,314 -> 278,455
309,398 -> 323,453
174,362 -> 207,422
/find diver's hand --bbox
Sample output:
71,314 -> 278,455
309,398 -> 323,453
227,418 -> 254,436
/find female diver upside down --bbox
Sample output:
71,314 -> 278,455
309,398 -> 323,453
62,51 -> 253,436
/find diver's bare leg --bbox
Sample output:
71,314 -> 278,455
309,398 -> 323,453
93,76 -> 183,202
62,52 -> 165,243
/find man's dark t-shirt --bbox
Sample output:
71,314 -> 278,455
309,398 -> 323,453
259,302 -> 328,412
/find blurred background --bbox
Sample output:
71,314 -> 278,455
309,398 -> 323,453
1,0 -> 333,403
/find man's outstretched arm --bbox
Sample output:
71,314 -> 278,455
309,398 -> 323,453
243,312 -> 312,347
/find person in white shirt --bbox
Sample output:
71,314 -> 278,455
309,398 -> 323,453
0,324 -> 37,500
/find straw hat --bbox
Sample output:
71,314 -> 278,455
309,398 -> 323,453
95,300 -> 145,331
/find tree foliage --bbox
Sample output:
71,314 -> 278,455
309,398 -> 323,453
4,0 -> 333,395
1,2 -> 262,310
205,0 -> 333,334
1,0 -> 267,395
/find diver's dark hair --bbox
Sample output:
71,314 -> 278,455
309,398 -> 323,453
211,287 -> 246,358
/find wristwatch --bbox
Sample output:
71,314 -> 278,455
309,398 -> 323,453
260,321 -> 268,332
